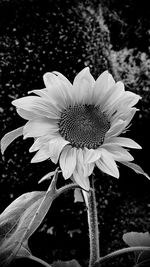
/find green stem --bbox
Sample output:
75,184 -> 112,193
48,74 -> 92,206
87,178 -> 100,267
94,246 -> 150,266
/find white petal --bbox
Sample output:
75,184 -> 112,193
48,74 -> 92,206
96,148 -> 119,178
71,148 -> 93,191
111,106 -> 138,124
23,118 -> 58,138
94,71 -> 115,106
73,170 -> 90,191
105,137 -> 141,149
74,189 -> 84,203
102,81 -> 125,113
73,67 -> 95,104
123,108 -> 138,127
1,126 -> 23,154
12,96 -> 60,119
84,147 -> 101,164
29,138 -> 40,152
60,146 -> 77,179
82,190 -> 89,207
85,163 -> 95,177
28,88 -> 53,99
52,71 -> 74,104
28,88 -> 62,111
117,91 -> 141,109
49,137 -> 70,164
29,135 -> 54,152
105,119 -> 126,138
43,72 -> 72,108
17,108 -> 38,120
120,161 -> 150,179
53,71 -> 72,88
100,144 -> 134,162
77,148 -> 87,176
31,145 -> 50,163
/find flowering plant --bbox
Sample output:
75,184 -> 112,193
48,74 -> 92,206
0,67 -> 150,267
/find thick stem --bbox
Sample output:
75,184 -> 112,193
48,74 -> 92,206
87,178 -> 100,267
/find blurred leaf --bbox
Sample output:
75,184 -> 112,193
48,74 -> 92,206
123,232 -> 150,247
123,232 -> 150,267
135,251 -> 150,266
52,259 -> 81,267
0,187 -> 55,266
0,191 -> 44,266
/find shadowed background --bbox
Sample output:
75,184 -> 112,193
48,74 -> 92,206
0,0 -> 150,266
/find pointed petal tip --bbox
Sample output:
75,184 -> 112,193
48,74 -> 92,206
30,158 -> 36,163
11,99 -> 16,106
29,146 -> 34,153
144,172 -> 150,180
31,155 -> 40,163
98,70 -> 109,79
23,135 -> 28,140
11,98 -> 20,106
136,144 -> 142,149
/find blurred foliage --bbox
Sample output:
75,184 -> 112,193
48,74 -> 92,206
111,48 -> 150,119
0,0 -> 150,266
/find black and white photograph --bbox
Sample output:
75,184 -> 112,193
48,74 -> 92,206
0,0 -> 150,266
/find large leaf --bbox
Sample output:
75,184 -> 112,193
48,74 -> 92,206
0,189 -> 55,266
123,232 -> 150,247
135,250 -> 150,267
123,232 -> 150,267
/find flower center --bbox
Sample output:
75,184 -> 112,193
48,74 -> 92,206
59,104 -> 110,149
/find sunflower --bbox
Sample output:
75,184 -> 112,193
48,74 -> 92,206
1,67 -> 149,190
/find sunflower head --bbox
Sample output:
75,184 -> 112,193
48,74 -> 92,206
1,67 -> 149,190
58,104 -> 110,149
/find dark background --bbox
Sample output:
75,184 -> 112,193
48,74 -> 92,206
0,0 -> 150,266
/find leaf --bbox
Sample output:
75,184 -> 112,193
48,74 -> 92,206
123,232 -> 150,267
123,232 -> 150,247
15,239 -> 34,258
52,259 -> 82,267
38,170 -> 61,184
0,188 -> 55,266
1,127 -> 23,154
0,191 -> 43,265
134,258 -> 150,267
